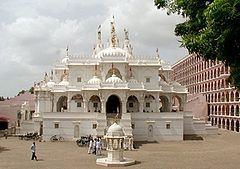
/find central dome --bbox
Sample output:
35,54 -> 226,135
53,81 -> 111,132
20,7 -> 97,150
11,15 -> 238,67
106,74 -> 123,83
88,76 -> 102,84
95,47 -> 131,59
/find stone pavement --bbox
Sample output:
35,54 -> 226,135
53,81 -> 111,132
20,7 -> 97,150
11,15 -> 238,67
1,130 -> 240,169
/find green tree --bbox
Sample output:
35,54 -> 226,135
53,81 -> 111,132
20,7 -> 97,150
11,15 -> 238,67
0,96 -> 5,101
155,0 -> 240,89
17,90 -> 26,96
29,87 -> 34,94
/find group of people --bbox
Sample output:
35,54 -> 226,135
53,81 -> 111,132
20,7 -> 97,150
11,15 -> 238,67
123,136 -> 134,151
88,137 -> 102,156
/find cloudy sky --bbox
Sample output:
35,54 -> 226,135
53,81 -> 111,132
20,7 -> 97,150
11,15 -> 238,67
0,0 -> 188,97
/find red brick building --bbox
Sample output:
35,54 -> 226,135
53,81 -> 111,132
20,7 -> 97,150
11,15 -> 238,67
172,54 -> 240,132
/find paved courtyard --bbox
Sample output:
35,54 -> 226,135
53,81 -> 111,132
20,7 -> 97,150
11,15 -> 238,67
1,130 -> 240,169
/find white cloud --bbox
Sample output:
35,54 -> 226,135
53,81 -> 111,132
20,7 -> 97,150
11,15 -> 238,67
0,0 -> 188,97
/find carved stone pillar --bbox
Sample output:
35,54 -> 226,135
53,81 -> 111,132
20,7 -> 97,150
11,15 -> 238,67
139,99 -> 144,113
101,100 -> 106,113
83,100 -> 88,112
121,101 -> 126,114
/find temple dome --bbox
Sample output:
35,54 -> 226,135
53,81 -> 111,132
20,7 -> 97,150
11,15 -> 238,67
95,47 -> 131,59
61,57 -> 69,64
106,122 -> 124,137
47,80 -> 55,88
128,76 -> 138,83
59,79 -> 69,86
106,74 -> 123,83
88,76 -> 102,84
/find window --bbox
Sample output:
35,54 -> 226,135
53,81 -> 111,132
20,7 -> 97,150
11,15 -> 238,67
93,102 -> 98,108
131,123 -> 135,129
54,123 -> 59,129
77,77 -> 81,82
92,123 -> 97,129
77,102 -> 81,107
129,103 -> 133,107
146,77 -> 150,83
166,123 -> 171,129
146,102 -> 150,107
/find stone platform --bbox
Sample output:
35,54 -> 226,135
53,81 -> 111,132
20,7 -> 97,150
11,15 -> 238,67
96,157 -> 135,167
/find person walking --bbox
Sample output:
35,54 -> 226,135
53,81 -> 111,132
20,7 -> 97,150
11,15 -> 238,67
88,138 -> 93,154
31,142 -> 38,161
92,138 -> 97,155
96,138 -> 102,156
4,129 -> 8,139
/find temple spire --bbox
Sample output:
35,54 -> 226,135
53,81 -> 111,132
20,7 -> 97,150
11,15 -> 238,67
95,25 -> 103,54
124,28 -> 129,40
66,45 -> 69,57
123,28 -> 132,54
156,48 -> 160,59
110,15 -> 118,48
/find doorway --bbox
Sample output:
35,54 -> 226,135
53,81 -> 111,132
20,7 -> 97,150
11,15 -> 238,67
106,95 -> 121,118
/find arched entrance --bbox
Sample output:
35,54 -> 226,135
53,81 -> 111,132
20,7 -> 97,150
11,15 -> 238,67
0,116 -> 9,130
106,95 -> 121,118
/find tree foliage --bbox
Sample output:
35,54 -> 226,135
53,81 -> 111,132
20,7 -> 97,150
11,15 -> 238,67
29,87 -> 34,94
0,96 -> 5,101
155,0 -> 240,89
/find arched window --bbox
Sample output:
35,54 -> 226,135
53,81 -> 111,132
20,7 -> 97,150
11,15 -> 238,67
230,92 -> 234,102
71,94 -> 83,112
226,92 -> 229,102
89,95 -> 101,113
144,95 -> 155,113
127,95 -> 139,113
231,105 -> 234,116
172,95 -> 183,112
235,92 -> 239,101
57,96 -> 68,112
222,105 -> 225,115
236,105 -> 239,116
226,105 -> 230,116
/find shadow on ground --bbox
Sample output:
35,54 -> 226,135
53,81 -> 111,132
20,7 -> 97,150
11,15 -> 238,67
0,146 -> 10,153
183,134 -> 204,140
133,141 -> 158,149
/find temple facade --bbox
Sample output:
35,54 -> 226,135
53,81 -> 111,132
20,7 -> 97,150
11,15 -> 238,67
33,19 -> 216,141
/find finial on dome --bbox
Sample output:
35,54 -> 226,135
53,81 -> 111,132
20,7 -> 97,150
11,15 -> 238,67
110,15 -> 117,48
156,48 -> 160,59
97,25 -> 102,42
124,28 -> 129,40
66,45 -> 69,57
111,63 -> 116,75
44,72 -> 48,82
